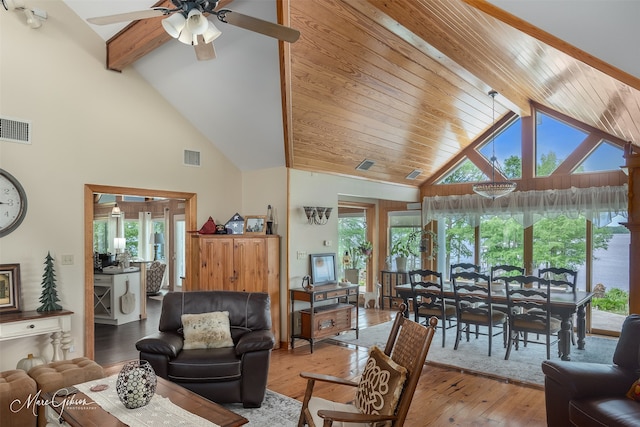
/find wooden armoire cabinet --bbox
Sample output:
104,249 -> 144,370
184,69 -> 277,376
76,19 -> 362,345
186,234 -> 280,346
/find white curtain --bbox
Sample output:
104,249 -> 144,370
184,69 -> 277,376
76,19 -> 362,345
138,212 -> 153,261
422,185 -> 628,228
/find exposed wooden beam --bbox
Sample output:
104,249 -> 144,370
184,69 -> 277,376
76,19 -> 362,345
104,0 -> 234,72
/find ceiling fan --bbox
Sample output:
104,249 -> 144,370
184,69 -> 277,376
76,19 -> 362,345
87,0 -> 300,61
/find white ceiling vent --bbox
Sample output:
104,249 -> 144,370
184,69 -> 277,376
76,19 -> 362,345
0,116 -> 31,144
356,159 -> 375,171
406,169 -> 422,180
183,149 -> 201,167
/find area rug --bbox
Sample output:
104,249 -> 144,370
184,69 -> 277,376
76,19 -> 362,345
221,390 -> 301,426
329,321 -> 618,387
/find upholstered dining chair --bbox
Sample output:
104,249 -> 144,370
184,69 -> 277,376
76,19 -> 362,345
501,275 -> 561,360
451,271 -> 507,356
297,306 -> 437,427
408,269 -> 455,347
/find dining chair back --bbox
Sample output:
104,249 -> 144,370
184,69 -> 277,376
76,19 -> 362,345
408,269 -> 455,347
538,267 -> 577,294
451,271 -> 507,356
490,264 -> 525,280
537,267 -> 578,344
449,262 -> 480,281
502,275 -> 561,360
297,306 -> 437,427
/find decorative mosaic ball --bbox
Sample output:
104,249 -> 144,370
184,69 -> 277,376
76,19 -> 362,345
116,360 -> 157,409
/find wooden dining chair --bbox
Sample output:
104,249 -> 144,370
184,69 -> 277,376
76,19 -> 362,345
538,267 -> 578,344
297,306 -> 437,427
451,271 -> 507,356
502,275 -> 561,360
490,264 -> 525,280
408,269 -> 456,347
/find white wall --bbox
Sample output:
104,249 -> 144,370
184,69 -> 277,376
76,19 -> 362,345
242,166 -> 288,336
0,1 -> 244,370
287,169 -> 418,301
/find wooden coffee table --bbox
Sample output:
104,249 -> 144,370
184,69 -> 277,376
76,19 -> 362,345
44,376 -> 248,427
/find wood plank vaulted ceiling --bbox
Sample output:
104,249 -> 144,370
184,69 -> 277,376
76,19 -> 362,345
107,0 -> 640,187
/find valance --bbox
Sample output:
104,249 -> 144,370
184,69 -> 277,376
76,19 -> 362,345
422,185 -> 628,228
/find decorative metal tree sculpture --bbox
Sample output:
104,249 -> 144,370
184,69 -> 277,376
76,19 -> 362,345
37,251 -> 62,312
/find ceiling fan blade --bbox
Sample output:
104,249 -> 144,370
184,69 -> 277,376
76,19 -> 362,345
87,8 -> 170,26
194,36 -> 216,61
217,10 -> 300,43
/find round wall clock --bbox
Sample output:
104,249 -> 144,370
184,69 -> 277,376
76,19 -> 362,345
0,168 -> 27,237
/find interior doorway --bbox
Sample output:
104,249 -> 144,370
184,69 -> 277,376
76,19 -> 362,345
83,184 -> 197,360
338,201 -> 376,292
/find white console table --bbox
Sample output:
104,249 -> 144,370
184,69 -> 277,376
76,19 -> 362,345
0,309 -> 73,361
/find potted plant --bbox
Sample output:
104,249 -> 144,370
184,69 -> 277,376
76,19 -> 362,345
390,230 -> 420,272
359,241 -> 373,257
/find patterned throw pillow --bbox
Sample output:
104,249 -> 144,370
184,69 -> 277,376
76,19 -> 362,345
354,346 -> 408,426
626,378 -> 640,401
181,311 -> 234,349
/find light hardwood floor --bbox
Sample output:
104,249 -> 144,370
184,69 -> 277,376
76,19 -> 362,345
99,299 -> 547,426
270,308 -> 547,427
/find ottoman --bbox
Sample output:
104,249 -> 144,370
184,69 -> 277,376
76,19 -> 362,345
0,369 -> 38,427
27,357 -> 104,427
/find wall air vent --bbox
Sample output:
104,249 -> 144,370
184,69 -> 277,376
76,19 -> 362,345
356,159 -> 375,171
183,149 -> 201,167
406,169 -> 422,180
0,116 -> 31,144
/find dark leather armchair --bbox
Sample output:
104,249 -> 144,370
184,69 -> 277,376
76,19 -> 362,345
136,291 -> 275,408
541,314 -> 640,426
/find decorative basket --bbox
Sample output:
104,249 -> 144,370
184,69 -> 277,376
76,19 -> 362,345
116,360 -> 157,409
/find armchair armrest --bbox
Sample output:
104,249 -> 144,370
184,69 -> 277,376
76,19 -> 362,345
542,361 -> 635,400
136,331 -> 184,357
235,330 -> 275,354
300,372 -> 359,388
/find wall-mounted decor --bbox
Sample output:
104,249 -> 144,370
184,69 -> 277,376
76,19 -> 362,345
244,215 -> 266,235
0,263 -> 21,314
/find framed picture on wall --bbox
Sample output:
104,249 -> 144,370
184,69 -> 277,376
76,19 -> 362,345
244,216 -> 266,235
0,264 -> 21,314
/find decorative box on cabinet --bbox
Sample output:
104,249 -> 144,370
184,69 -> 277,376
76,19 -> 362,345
290,283 -> 359,353
187,234 -> 281,346
94,270 -> 141,325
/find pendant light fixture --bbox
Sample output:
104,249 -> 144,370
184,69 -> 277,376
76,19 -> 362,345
472,90 -> 517,199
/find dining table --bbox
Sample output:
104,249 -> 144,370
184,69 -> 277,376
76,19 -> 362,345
395,282 -> 594,361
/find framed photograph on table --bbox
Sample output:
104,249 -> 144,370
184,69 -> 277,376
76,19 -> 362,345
244,215 -> 266,235
0,263 -> 21,314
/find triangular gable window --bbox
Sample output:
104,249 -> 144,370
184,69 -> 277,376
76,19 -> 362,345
536,112 -> 588,176
573,140 -> 625,174
478,117 -> 522,179
437,159 -> 487,184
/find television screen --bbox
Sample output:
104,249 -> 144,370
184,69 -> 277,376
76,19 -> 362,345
310,253 -> 337,285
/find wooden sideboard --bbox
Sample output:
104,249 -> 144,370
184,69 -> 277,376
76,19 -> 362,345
0,309 -> 74,361
290,283 -> 359,353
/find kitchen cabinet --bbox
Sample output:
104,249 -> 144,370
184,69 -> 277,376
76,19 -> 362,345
94,269 -> 141,325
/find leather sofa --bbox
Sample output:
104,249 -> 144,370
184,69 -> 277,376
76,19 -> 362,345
541,314 -> 640,426
136,291 -> 275,408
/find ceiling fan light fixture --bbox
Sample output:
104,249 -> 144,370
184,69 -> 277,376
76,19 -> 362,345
202,21 -> 222,43
185,8 -> 208,35
178,26 -> 195,45
162,13 -> 186,38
